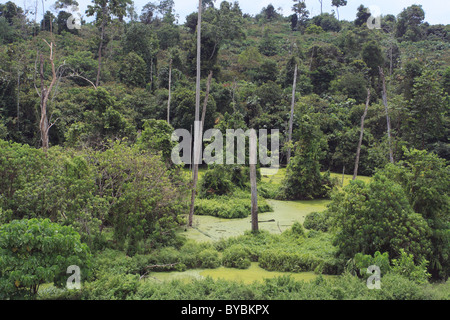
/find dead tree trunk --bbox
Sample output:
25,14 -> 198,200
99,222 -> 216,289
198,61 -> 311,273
287,63 -> 298,164
39,40 -> 58,152
353,88 -> 371,180
201,71 -> 213,132
249,129 -> 258,233
250,163 -> 258,232
188,0 -> 203,227
167,59 -> 172,124
379,67 -> 394,164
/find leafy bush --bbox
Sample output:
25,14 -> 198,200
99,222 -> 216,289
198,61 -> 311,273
222,245 -> 251,269
259,250 -> 321,273
199,165 -> 235,198
303,211 -> 332,232
0,219 -> 91,299
330,174 -> 432,262
0,140 -> 188,253
195,191 -> 273,219
353,251 -> 391,279
278,116 -> 335,200
391,250 -> 431,284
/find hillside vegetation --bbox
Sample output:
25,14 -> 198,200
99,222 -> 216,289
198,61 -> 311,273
0,0 -> 448,300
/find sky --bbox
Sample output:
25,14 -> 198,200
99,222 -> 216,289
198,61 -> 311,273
10,0 -> 450,25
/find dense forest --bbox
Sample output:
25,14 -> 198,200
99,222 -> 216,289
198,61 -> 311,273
0,0 -> 449,301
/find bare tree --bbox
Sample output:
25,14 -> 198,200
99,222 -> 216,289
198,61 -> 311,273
379,67 -> 394,164
201,71 -> 213,132
167,59 -> 172,124
249,129 -> 258,232
318,0 -> 323,14
287,63 -> 298,164
353,88 -> 370,180
39,40 -> 58,152
188,0 -> 203,227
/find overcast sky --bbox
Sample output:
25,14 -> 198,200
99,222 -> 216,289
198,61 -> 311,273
11,0 -> 450,25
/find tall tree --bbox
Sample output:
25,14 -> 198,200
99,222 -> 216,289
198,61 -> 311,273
379,67 -> 394,163
86,0 -> 131,87
287,62 -> 298,164
395,4 -> 425,41
291,0 -> 309,32
353,88 -> 370,180
355,4 -> 371,27
188,0 -> 202,227
249,129 -> 258,233
38,40 -> 59,152
167,58 -> 172,124
331,0 -> 347,21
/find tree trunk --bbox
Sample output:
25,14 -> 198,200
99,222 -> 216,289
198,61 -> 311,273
287,63 -> 298,164
39,41 -> 57,152
17,69 -> 20,131
353,88 -> 370,180
39,54 -> 49,151
250,163 -> 258,232
167,59 -> 172,124
201,71 -> 213,132
96,21 -> 105,88
188,0 -> 203,227
249,129 -> 258,233
379,67 -> 394,164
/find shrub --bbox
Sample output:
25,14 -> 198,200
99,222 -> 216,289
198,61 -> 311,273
330,174 -> 432,262
391,250 -> 431,284
199,165 -> 235,198
304,211 -> 331,232
195,192 -> 273,219
198,249 -> 221,269
353,251 -> 391,279
305,24 -> 324,34
222,245 -> 251,269
258,250 -> 321,273
0,219 -> 91,299
81,273 -> 140,300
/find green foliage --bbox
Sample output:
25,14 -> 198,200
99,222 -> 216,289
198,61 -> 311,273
0,140 -> 188,254
195,191 -> 273,219
135,119 -> 176,166
216,229 -> 340,275
199,165 -> 235,198
311,13 -> 341,32
221,245 -> 251,269
119,52 -> 147,88
330,174 -> 432,262
279,116 -> 334,200
0,219 -> 91,299
305,24 -> 324,34
396,5 -> 425,42
391,250 -> 431,284
353,251 -> 391,278
379,149 -> 450,279
303,211 -> 332,232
